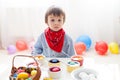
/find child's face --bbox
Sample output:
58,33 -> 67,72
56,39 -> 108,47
47,14 -> 64,31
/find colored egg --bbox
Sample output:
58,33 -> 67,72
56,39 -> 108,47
17,78 -> 25,80
31,70 -> 37,76
17,72 -> 29,79
25,78 -> 32,80
37,55 -> 44,59
25,68 -> 31,74
68,61 -> 76,65
17,69 -> 25,74
50,67 -> 61,72
50,59 -> 59,63
43,77 -> 53,80
13,73 -> 18,77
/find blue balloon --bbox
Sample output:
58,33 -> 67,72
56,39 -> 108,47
76,35 -> 92,49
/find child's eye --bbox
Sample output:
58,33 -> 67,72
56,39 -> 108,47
51,19 -> 55,22
58,19 -> 61,22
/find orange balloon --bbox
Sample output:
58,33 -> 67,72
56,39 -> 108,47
74,42 -> 86,55
16,40 -> 28,51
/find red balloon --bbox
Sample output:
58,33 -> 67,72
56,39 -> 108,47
16,40 -> 28,51
95,41 -> 108,55
74,42 -> 86,55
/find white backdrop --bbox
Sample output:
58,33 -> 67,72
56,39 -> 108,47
0,0 -> 120,48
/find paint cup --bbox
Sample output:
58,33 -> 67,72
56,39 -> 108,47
48,67 -> 61,79
71,55 -> 84,66
67,61 -> 80,73
48,59 -> 61,67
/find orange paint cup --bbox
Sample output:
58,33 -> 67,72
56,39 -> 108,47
71,55 -> 84,66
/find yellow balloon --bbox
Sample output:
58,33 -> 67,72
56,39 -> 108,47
109,42 -> 119,54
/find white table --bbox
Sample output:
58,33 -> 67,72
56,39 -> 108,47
0,50 -> 120,80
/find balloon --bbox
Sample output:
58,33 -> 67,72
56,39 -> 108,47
109,42 -> 119,54
16,40 -> 28,51
95,41 -> 108,55
74,42 -> 86,55
7,45 -> 16,54
76,35 -> 92,49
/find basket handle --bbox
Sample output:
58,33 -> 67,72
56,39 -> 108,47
10,55 -> 41,80
12,55 -> 39,68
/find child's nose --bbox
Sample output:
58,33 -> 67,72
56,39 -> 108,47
54,21 -> 59,25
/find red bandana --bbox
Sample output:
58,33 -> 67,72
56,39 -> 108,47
45,28 -> 65,52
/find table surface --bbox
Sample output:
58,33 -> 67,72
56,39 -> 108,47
0,50 -> 120,80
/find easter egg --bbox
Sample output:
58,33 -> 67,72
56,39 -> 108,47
79,72 -> 89,80
50,67 -> 60,72
31,70 -> 37,76
17,72 -> 29,79
43,77 -> 53,80
25,78 -> 32,80
69,61 -> 76,65
37,55 -> 44,60
50,59 -> 59,63
13,73 -> 18,77
17,69 -> 25,74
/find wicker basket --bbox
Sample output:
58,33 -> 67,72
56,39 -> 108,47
9,55 -> 41,80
